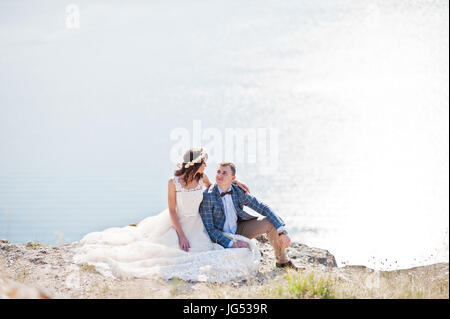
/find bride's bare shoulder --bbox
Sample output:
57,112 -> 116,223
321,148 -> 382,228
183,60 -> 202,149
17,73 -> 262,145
168,176 -> 177,188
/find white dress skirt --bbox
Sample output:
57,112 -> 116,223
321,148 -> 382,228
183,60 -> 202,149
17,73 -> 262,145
71,176 -> 260,283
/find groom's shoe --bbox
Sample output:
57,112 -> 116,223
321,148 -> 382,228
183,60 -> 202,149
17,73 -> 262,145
276,260 -> 304,271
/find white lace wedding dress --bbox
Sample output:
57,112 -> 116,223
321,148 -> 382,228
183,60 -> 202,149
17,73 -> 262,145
71,176 -> 260,282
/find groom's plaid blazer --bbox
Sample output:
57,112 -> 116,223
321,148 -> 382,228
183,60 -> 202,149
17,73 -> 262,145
199,184 -> 285,248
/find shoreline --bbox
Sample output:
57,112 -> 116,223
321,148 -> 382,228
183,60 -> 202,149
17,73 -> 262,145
0,238 -> 448,299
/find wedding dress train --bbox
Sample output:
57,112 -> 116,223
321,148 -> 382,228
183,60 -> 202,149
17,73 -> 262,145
71,176 -> 260,283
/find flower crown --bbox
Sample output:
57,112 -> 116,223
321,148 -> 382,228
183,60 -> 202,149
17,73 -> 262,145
178,147 -> 208,169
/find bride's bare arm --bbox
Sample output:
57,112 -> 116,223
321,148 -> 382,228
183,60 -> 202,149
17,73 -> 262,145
232,179 -> 250,195
203,174 -> 212,188
168,178 -> 190,251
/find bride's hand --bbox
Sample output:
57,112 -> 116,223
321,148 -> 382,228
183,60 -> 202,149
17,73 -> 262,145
233,180 -> 250,195
232,240 -> 250,249
178,234 -> 190,252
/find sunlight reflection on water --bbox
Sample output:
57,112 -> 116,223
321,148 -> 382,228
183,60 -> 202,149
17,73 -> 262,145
0,0 -> 448,270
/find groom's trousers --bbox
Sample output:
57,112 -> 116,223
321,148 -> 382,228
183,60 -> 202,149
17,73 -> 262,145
236,216 -> 288,264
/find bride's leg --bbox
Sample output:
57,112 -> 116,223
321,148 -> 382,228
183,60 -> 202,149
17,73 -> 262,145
236,217 -> 288,264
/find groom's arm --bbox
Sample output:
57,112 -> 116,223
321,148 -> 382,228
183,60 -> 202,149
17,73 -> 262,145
199,196 -> 233,248
238,188 -> 285,231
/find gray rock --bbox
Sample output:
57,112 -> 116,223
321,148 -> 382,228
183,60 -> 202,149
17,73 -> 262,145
0,244 -> 11,252
255,235 -> 337,268
29,257 -> 47,265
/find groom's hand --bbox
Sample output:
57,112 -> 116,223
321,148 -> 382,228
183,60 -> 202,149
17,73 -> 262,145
279,234 -> 291,249
232,240 -> 250,249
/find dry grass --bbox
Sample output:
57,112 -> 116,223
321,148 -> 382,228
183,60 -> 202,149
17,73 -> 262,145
251,266 -> 449,299
79,263 -> 96,272
25,241 -> 46,250
274,271 -> 336,298
165,265 -> 449,299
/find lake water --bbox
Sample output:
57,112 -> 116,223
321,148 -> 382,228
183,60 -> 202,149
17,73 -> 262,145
0,0 -> 448,270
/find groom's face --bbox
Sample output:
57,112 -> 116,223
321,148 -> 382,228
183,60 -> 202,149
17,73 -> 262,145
216,165 -> 235,187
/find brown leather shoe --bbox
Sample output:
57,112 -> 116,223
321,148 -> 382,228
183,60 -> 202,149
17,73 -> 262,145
276,260 -> 304,271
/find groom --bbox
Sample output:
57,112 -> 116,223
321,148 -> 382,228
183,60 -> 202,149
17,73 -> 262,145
199,162 -> 298,269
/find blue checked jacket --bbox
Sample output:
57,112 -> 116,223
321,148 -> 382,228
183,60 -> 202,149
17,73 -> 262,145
199,183 -> 285,248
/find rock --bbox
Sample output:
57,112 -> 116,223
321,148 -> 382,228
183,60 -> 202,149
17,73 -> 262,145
0,245 -> 11,252
29,257 -> 47,265
255,235 -> 337,268
343,265 -> 371,271
25,242 -> 43,249
0,239 -> 10,244
287,242 -> 337,267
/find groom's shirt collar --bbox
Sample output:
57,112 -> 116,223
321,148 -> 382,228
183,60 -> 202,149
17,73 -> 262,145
218,185 -> 233,194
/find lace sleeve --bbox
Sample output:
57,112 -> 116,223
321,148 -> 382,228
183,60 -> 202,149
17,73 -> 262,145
173,175 -> 203,192
172,176 -> 182,192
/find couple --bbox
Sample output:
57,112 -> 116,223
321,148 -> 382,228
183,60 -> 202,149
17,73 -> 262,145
72,147 -> 297,283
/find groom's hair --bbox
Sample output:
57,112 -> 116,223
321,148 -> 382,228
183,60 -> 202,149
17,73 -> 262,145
219,162 -> 236,176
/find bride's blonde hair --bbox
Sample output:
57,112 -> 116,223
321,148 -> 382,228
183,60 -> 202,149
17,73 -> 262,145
174,147 -> 208,185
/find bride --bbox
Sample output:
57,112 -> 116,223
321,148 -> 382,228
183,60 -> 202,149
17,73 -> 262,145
71,148 -> 260,283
